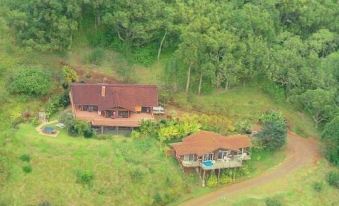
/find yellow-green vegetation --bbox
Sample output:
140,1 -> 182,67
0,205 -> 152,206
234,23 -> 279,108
212,162 -> 339,206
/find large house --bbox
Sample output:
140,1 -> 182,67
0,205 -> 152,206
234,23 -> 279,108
69,83 -> 158,133
171,131 -> 251,186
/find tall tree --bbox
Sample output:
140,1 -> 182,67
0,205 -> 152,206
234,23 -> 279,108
7,0 -> 81,51
102,0 -> 167,47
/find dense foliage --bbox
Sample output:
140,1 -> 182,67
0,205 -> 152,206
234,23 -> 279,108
132,115 -> 201,143
7,68 -> 51,97
327,171 -> 339,189
59,112 -> 95,138
256,111 -> 287,151
7,0 -> 81,51
321,116 -> 339,166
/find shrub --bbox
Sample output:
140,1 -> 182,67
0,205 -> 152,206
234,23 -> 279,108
7,68 -> 51,97
312,182 -> 323,192
256,111 -> 287,151
75,169 -> 94,188
327,171 -> 339,189
206,174 -> 218,187
22,165 -> 32,174
235,120 -> 251,134
59,112 -> 75,127
152,192 -> 164,206
62,66 -> 78,88
83,127 -> 95,138
59,91 -> 70,107
265,197 -> 282,206
45,96 -> 61,118
19,154 -> 30,162
60,113 -> 93,138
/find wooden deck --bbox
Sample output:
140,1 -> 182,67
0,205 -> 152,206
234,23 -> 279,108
181,154 -> 250,170
74,110 -> 154,127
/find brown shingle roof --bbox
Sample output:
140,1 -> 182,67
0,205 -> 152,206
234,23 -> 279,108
70,83 -> 158,111
172,131 -> 251,156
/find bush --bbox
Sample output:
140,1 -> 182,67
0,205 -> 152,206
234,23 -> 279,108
235,120 -> 251,134
256,111 -> 287,151
265,197 -> 282,206
22,165 -> 32,174
312,182 -> 323,192
62,66 -> 78,88
327,171 -> 339,189
59,91 -> 70,107
75,169 -> 94,188
7,68 -> 51,97
68,121 -> 89,137
83,127 -> 95,138
45,97 -> 61,118
206,174 -> 218,187
59,113 -> 93,138
19,154 -> 30,162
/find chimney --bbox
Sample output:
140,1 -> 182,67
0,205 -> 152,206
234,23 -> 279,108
101,86 -> 106,97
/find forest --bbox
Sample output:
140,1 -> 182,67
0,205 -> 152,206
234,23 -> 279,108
0,0 -> 339,205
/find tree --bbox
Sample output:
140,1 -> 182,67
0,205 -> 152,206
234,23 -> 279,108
102,0 -> 167,47
307,29 -> 337,58
291,89 -> 337,127
321,116 -> 339,166
256,111 -> 287,151
7,68 -> 51,97
7,0 -> 81,51
62,66 -> 78,88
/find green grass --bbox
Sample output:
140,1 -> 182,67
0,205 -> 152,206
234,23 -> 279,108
212,161 -> 339,206
0,123 -> 198,206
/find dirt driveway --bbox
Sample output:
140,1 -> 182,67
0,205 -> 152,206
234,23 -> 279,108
179,131 -> 320,206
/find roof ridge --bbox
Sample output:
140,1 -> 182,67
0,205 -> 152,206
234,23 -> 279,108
71,83 -> 157,88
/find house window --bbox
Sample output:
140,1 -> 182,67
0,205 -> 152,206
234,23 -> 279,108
218,150 -> 230,159
141,107 -> 151,113
118,111 -> 129,118
80,105 -> 98,112
183,154 -> 196,162
203,153 -> 214,161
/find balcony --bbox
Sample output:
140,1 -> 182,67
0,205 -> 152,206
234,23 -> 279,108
200,159 -> 243,170
182,160 -> 200,167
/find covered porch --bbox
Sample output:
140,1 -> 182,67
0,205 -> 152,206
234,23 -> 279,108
74,110 -> 154,128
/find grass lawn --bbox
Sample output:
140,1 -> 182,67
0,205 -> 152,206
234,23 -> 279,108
212,161 -> 339,206
0,124 -> 197,206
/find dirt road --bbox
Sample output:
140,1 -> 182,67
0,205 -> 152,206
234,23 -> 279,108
179,131 -> 320,206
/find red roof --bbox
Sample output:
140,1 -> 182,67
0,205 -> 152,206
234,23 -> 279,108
70,83 -> 158,111
172,131 -> 251,156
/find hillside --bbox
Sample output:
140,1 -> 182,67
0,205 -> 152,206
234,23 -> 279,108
0,1 -> 339,206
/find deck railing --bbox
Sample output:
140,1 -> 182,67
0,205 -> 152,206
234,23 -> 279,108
181,153 -> 250,169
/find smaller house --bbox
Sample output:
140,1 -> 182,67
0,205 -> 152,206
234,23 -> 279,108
171,131 -> 251,186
